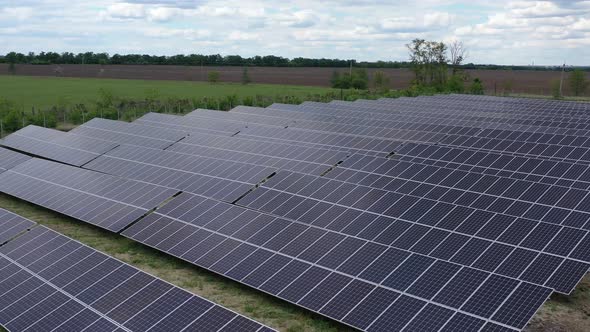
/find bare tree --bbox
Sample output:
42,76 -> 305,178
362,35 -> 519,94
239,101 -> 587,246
449,40 -> 468,74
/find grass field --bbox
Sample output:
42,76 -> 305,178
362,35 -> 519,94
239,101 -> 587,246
0,194 -> 350,332
0,75 -> 335,110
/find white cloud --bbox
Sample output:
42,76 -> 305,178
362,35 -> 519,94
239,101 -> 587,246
105,3 -> 145,19
228,31 -> 259,41
0,0 -> 588,65
2,6 -> 34,20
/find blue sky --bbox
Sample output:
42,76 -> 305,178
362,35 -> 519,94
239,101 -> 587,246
0,0 -> 589,65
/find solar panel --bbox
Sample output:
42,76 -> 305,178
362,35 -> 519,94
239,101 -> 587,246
0,209 -> 35,244
70,118 -> 187,149
236,170 -> 590,294
327,153 -> 590,232
84,145 -> 274,203
121,192 -> 552,331
0,147 -> 31,173
135,112 -> 268,135
394,142 -> 590,190
190,108 -> 448,143
0,159 -> 178,232
166,132 -> 348,176
1,126 -> 119,166
0,213 -> 273,331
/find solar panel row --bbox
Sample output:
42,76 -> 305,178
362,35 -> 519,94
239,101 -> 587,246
0,159 -> 178,232
84,144 -> 273,203
0,209 -> 274,332
122,192 -> 551,331
1,126 -> 118,167
236,170 -> 590,294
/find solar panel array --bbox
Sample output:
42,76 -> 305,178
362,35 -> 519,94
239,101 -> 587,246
0,208 -> 274,332
2,94 -> 590,331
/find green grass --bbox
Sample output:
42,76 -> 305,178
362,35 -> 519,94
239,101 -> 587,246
0,75 -> 335,110
0,194 -> 352,332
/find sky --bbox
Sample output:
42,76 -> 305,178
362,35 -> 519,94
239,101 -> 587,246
0,0 -> 589,65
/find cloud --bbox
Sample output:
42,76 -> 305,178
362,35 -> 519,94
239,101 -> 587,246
105,3 -> 145,19
2,6 -> 35,20
0,0 -> 589,65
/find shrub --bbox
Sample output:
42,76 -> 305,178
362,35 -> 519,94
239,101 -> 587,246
208,71 -> 220,84
469,78 -> 484,95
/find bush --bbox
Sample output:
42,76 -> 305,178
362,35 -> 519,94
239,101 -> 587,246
372,71 -> 390,92
551,79 -> 562,99
447,74 -> 465,93
569,69 -> 588,96
208,71 -> 220,84
469,78 -> 484,95
241,67 -> 251,85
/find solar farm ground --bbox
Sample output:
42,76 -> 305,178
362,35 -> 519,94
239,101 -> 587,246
0,193 -> 348,332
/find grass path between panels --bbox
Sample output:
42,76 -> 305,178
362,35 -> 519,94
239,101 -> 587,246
0,194 -> 352,332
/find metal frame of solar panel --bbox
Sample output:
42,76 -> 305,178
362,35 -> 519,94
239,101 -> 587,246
0,209 -> 273,332
1,126 -> 119,167
0,159 -> 178,232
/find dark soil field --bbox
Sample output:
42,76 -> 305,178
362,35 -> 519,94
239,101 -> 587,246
2,64 -> 588,96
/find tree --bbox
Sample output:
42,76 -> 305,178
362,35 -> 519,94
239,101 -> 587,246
447,74 -> 465,93
352,68 -> 369,90
372,71 -> 390,92
449,40 -> 468,74
569,69 -> 588,96
330,71 -> 351,89
406,39 -> 448,87
469,78 -> 484,95
241,67 -> 251,85
208,71 -> 220,84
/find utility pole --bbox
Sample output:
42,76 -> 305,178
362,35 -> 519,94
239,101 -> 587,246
559,61 -> 565,97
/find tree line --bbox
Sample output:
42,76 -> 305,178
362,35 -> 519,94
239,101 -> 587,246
2,51 -> 589,71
